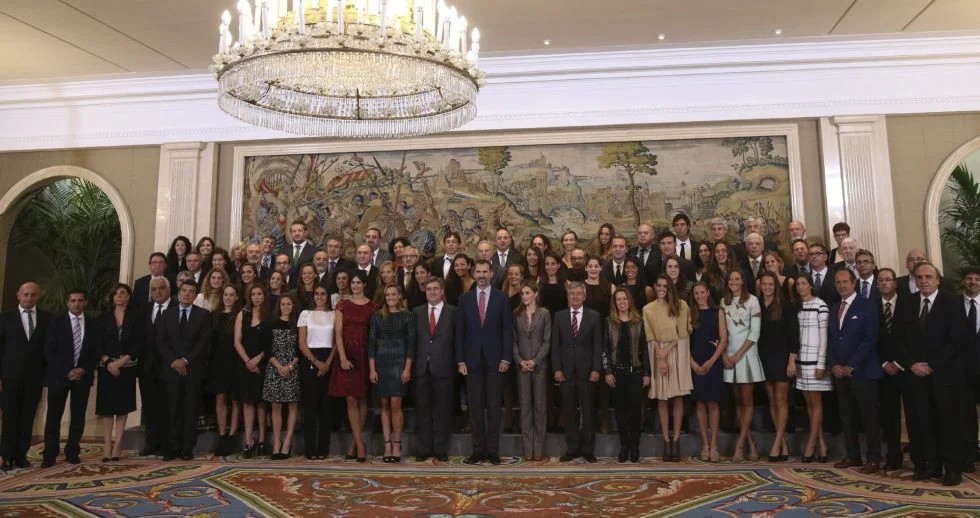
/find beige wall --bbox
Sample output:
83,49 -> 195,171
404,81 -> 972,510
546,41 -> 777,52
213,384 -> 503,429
0,147 -> 161,297
887,113 -> 980,264
215,119 -> 826,247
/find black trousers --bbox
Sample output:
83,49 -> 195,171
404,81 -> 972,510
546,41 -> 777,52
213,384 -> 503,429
879,373 -> 905,465
415,364 -> 453,456
42,381 -> 91,460
0,378 -> 42,461
138,369 -> 168,451
465,355 -> 502,455
611,369 -> 643,450
834,376 -> 881,463
961,378 -> 980,466
163,370 -> 202,455
561,376 -> 596,455
904,374 -> 963,473
300,350 -> 333,456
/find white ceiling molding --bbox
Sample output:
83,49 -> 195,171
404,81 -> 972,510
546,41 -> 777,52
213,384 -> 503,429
1,34 -> 980,151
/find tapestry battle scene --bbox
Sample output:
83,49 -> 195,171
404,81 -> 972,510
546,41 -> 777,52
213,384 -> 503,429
241,136 -> 792,257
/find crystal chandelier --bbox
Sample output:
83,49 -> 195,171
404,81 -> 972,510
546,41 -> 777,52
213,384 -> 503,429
211,0 -> 484,139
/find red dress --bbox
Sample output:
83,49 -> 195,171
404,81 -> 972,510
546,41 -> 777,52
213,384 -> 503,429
328,299 -> 378,398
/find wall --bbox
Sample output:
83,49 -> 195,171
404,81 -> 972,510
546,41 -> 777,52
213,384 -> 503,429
214,119 -> 825,249
0,147 -> 160,307
887,113 -> 980,265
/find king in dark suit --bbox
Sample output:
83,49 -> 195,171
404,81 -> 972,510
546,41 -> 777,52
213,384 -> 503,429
552,282 -> 603,462
413,278 -> 458,462
156,281 -> 212,460
139,276 -> 175,456
0,282 -> 52,469
41,290 -> 97,467
455,260 -> 514,465
827,268 -> 881,474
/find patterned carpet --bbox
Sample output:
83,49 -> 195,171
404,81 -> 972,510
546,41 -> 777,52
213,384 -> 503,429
0,443 -> 977,517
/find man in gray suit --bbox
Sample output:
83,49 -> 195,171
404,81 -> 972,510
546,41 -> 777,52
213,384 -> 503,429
413,278 -> 457,462
552,282 -> 603,463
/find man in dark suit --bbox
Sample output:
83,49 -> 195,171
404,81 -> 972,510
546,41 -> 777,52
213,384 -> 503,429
896,262 -> 967,486
352,244 -> 379,296
133,252 -> 170,315
140,276 -> 174,456
156,281 -> 212,460
430,232 -> 462,280
490,228 -> 524,287
603,235 -> 629,285
960,266 -> 980,473
808,243 -> 840,306
413,278 -> 458,462
246,243 -> 272,281
365,227 -> 392,266
672,214 -> 697,262
282,219 -> 316,276
647,230 -> 697,284
742,233 -> 766,293
783,239 -> 811,277
743,216 -> 780,255
552,282 -> 602,463
627,224 -> 658,272
828,268 -> 881,474
855,250 -> 880,301
875,268 -> 906,470
41,289 -> 97,467
0,282 -> 52,469
398,246 -> 421,295
896,248 -> 927,300
322,237 -> 355,293
274,253 -> 296,289
455,259 -> 514,465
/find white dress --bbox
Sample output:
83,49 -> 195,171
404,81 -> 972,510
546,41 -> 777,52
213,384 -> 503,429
721,294 -> 765,383
795,298 -> 832,391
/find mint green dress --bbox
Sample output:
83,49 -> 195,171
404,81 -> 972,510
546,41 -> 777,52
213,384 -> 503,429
720,294 -> 765,383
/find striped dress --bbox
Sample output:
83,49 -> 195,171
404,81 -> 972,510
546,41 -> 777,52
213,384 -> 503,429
795,297 -> 832,391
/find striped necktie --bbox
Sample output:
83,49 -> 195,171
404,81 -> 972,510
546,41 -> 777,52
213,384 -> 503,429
883,301 -> 893,332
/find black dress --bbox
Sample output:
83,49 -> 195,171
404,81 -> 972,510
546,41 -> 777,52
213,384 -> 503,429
623,283 -> 648,311
539,281 -> 568,316
206,312 -> 237,395
95,309 -> 142,416
757,300 -> 800,382
585,282 -> 611,322
234,310 -> 267,404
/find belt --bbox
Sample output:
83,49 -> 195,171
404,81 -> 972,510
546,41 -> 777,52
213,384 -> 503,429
796,361 -> 818,366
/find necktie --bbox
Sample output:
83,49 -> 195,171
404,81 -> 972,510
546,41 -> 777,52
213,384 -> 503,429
430,306 -> 438,335
919,297 -> 930,328
180,308 -> 189,327
72,316 -> 82,366
970,300 -> 978,335
814,272 -> 822,292
751,259 -> 760,276
293,244 -> 301,264
837,300 -> 847,329
329,260 -> 336,275
262,255 -> 270,269
861,280 -> 870,299
478,290 -> 486,326
883,301 -> 893,332
571,310 -> 579,338
616,264 -> 622,280
154,304 -> 163,324
679,242 -> 687,259
639,248 -> 647,265
25,309 -> 34,339
499,252 -> 506,265
404,269 -> 411,290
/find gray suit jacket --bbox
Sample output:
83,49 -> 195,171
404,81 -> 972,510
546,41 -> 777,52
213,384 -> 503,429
413,303 -> 458,378
551,307 -> 603,380
513,307 -> 551,367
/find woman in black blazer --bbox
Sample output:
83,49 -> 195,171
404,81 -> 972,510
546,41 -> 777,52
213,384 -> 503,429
95,283 -> 143,461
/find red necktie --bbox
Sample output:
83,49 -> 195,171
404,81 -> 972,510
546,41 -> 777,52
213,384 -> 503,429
838,300 -> 847,329
429,306 -> 437,335
479,290 -> 486,326
572,310 -> 579,337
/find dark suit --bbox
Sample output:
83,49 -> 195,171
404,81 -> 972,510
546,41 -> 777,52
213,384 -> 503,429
430,255 -> 457,280
414,303 -> 458,457
140,299 -> 173,452
551,307 -> 603,456
782,263 -> 809,278
856,276 -> 880,301
876,296 -> 907,467
133,274 -> 169,315
602,259 -> 628,286
490,249 -> 524,288
373,248 -> 392,267
895,290 -> 967,475
0,307 -> 52,463
962,296 -> 980,466
321,258 -> 355,293
455,286 -> 514,456
156,304 -> 212,455
812,268 -> 840,307
828,295 -> 881,463
42,313 -> 97,461
282,241 -> 316,276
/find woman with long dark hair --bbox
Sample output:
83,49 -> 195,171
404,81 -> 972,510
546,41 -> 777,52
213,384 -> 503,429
291,263 -> 318,310
234,284 -> 270,458
559,230 -> 578,270
665,256 -> 693,303
444,254 -> 474,306
524,246 -> 544,282
689,282 -> 726,462
694,242 -> 713,282
95,283 -> 142,462
538,251 -> 568,316
208,284 -> 242,457
298,286 -> 338,459
757,271 -> 798,462
588,223 -> 616,262
262,294 -> 301,459
721,270 -> 763,462
166,236 -> 192,276
209,247 -> 237,280
604,288 -> 649,463
369,285 -> 416,463
584,256 -> 615,322
788,273 -> 831,463
623,257 -> 653,310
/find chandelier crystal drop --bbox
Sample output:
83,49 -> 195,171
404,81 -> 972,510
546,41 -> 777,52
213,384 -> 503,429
211,0 -> 484,139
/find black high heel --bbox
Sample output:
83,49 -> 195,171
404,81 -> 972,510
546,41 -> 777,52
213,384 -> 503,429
663,439 -> 671,461
242,443 -> 255,459
801,456 -> 814,463
392,440 -> 402,463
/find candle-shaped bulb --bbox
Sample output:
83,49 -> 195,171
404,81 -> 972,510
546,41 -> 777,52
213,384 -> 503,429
380,0 -> 388,37
458,15 -> 467,54
222,9 -> 232,25
435,0 -> 446,41
337,0 -> 345,34
237,0 -> 252,42
415,5 -> 423,40
294,0 -> 305,35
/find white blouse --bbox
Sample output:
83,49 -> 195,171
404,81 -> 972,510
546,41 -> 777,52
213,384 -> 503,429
297,309 -> 335,349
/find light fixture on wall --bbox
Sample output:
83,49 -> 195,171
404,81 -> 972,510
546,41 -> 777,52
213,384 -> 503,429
211,0 -> 484,139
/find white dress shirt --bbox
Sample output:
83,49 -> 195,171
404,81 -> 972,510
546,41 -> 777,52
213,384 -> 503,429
429,301 -> 444,324
907,276 -> 919,295
965,294 -> 980,334
676,239 -> 692,260
811,266 -> 829,289
151,299 -> 171,324
920,290 -> 938,314
569,305 -> 584,328
19,306 -> 35,338
443,255 -> 455,278
497,250 -> 509,265
838,292 -> 857,328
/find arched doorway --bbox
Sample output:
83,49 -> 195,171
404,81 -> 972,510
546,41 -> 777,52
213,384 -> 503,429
924,135 -> 980,276
0,166 -> 135,309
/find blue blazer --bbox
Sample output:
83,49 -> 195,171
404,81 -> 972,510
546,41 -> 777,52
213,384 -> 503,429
44,314 -> 98,388
455,286 -> 514,368
828,295 -> 882,379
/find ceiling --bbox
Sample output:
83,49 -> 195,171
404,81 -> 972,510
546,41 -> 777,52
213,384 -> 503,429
2,0 -> 980,83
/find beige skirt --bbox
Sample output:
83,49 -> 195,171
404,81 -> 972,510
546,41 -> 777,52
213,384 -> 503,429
648,337 -> 694,400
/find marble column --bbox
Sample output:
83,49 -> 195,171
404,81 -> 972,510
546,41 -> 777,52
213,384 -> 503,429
154,143 -> 219,251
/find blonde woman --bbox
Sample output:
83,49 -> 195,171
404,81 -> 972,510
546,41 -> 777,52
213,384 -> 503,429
194,267 -> 228,311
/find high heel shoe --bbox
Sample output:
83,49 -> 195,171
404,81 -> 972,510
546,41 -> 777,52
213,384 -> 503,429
618,446 -> 629,463
345,444 -> 358,461
671,438 -> 681,462
700,446 -> 710,462
732,445 -> 745,463
662,439 -> 671,461
709,449 -> 720,462
242,443 -> 255,460
801,456 -> 815,463
392,440 -> 402,463
383,440 -> 393,463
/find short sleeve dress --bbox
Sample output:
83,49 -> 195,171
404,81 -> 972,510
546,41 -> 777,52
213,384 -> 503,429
367,311 -> 417,397
261,319 -> 300,403
328,299 -> 379,398
721,294 -> 765,384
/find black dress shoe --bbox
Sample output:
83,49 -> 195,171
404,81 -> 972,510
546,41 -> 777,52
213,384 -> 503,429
963,464 -> 976,474
618,447 -> 628,463
559,452 -> 579,462
13,458 -> 31,469
583,454 -> 598,463
630,446 -> 640,463
943,471 -> 963,486
139,446 -> 159,457
436,454 -> 449,462
488,454 -> 501,465
39,459 -> 54,468
162,453 -> 175,461
912,468 -> 929,481
180,453 -> 194,461
463,453 -> 485,464
66,456 -> 81,465
415,454 -> 432,462
929,469 -> 944,480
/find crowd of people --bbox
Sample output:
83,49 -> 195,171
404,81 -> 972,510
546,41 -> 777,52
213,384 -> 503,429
0,215 -> 977,486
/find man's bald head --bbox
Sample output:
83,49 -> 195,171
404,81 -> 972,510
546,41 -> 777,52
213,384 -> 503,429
17,282 -> 40,309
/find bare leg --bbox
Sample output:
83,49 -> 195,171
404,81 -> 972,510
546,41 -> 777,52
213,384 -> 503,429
102,416 -> 113,458
775,382 -> 790,456
271,402 -> 283,454
347,396 -> 365,457
284,402 -> 298,454
696,402 -> 709,454
381,398 -> 392,458
708,401 -> 720,453
736,384 -> 754,457
657,399 -> 670,439
391,396 -> 404,458
112,414 -> 127,458
215,393 -> 229,436
229,401 -> 241,438
671,397 -> 684,441
256,403 -> 267,443
243,403 -> 255,447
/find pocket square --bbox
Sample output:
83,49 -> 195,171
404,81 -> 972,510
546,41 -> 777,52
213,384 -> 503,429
850,315 -> 859,320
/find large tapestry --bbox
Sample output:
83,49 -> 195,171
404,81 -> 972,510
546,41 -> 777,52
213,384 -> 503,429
241,136 -> 792,256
